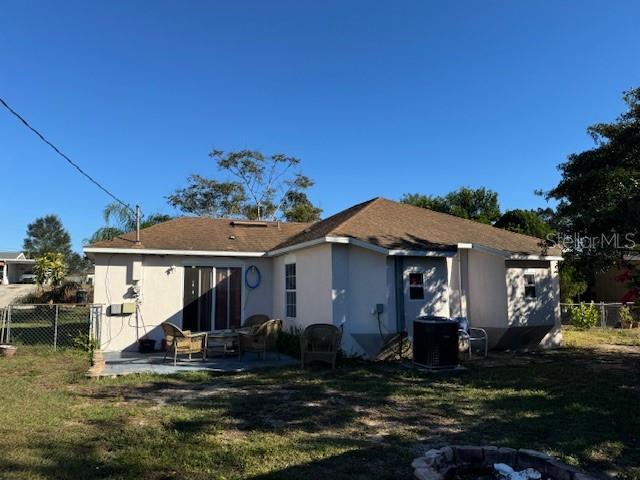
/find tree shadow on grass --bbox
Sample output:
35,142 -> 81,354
21,347 -> 640,480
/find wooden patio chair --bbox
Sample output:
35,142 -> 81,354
161,322 -> 207,366
300,324 -> 341,369
238,319 -> 282,359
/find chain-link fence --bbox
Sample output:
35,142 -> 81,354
560,302 -> 640,328
0,304 -> 102,349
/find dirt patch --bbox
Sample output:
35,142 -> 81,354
591,343 -> 640,355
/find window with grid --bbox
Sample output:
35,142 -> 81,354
285,263 -> 297,317
408,272 -> 425,300
524,274 -> 536,298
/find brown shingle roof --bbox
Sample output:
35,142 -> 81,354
273,197 -> 559,256
87,217 -> 310,253
87,198 -> 560,257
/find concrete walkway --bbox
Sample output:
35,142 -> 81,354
101,351 -> 298,377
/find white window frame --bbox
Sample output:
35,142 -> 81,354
523,273 -> 537,299
285,263 -> 297,318
407,270 -> 426,301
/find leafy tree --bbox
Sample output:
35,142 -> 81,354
559,262 -> 588,303
494,209 -> 553,239
86,203 -> 173,244
167,175 -> 247,218
281,191 -> 322,223
399,193 -> 450,213
33,252 -> 66,287
67,252 -> 93,274
168,149 -> 320,221
401,187 -> 500,224
547,87 -> 640,299
23,215 -> 72,259
548,87 -> 640,262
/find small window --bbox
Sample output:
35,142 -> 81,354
524,274 -> 536,298
285,263 -> 296,317
408,272 -> 425,300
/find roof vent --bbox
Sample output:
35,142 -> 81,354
229,235 -> 236,240
230,220 -> 269,228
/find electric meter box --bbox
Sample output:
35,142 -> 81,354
121,302 -> 136,314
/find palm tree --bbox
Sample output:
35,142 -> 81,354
85,203 -> 173,244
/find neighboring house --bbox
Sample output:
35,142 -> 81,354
0,252 -> 35,285
65,270 -> 95,285
84,197 -> 563,357
592,255 -> 639,302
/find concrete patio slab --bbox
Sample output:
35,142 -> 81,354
100,351 -> 298,377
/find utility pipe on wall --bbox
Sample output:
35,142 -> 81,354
135,204 -> 141,245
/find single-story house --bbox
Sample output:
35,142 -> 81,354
0,252 -> 35,285
84,197 -> 563,357
65,270 -> 95,285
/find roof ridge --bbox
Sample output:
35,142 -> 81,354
377,197 -> 547,244
327,197 -> 383,235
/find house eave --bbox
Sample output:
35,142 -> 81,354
1,258 -> 36,264
82,240 -> 561,261
268,236 -> 457,257
457,243 -> 562,261
83,247 -> 266,257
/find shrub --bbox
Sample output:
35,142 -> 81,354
277,326 -> 303,359
14,281 -> 94,304
619,305 -> 636,329
72,333 -> 100,353
34,253 -> 66,287
569,302 -> 600,329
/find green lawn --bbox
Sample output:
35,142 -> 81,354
0,329 -> 639,480
564,326 -> 640,347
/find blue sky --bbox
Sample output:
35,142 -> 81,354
1,1 -> 639,252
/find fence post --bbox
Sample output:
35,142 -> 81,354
600,302 -> 606,328
6,305 -> 11,344
97,305 -> 102,347
53,305 -> 59,350
89,306 -> 93,342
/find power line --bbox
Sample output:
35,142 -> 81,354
0,96 -> 135,215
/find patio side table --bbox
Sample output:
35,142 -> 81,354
207,331 -> 240,357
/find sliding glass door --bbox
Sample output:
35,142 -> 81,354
183,266 -> 213,332
183,266 -> 242,332
214,267 -> 242,330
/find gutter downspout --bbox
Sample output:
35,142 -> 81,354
394,256 -> 405,334
457,251 -> 463,318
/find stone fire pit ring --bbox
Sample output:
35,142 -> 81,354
412,446 -> 595,480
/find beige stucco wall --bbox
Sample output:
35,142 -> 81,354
506,260 -> 557,327
272,243 -> 333,332
505,259 -> 562,348
465,252 -> 562,349
466,249 -> 509,329
92,244 -> 562,354
330,246 -> 450,357
340,246 -> 396,357
93,253 -> 273,352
